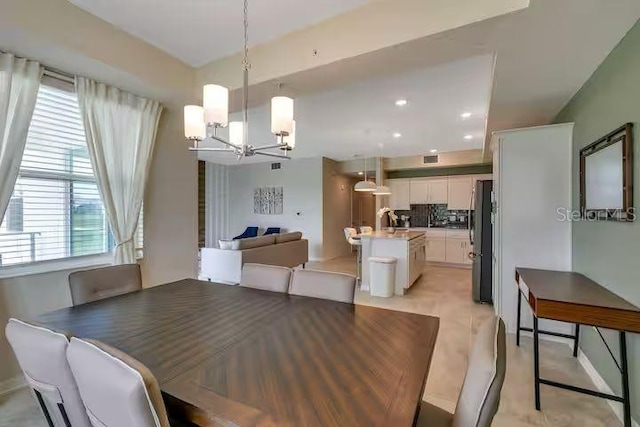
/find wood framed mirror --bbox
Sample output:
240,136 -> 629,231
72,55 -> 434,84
579,123 -> 634,222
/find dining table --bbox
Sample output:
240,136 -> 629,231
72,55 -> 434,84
35,279 -> 440,426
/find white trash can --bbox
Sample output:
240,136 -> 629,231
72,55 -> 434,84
369,257 -> 396,297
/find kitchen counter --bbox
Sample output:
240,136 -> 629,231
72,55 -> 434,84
359,231 -> 425,240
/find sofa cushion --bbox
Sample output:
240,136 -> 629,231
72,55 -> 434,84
232,235 -> 276,250
275,231 -> 302,244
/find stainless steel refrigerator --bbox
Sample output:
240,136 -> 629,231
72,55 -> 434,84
469,180 -> 493,304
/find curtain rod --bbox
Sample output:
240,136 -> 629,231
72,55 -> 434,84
1,49 -> 75,84
43,68 -> 75,84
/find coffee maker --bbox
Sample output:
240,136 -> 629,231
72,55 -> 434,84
400,215 -> 410,228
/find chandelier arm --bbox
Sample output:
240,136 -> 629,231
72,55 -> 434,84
253,151 -> 292,160
252,143 -> 287,151
209,134 -> 242,149
188,147 -> 236,152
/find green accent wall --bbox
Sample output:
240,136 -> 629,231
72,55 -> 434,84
386,164 -> 492,179
555,19 -> 640,421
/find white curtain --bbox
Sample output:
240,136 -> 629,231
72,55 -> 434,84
76,77 -> 163,264
206,163 -> 230,246
0,54 -> 42,221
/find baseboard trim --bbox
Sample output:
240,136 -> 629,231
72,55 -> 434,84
519,330 -> 574,347
577,349 -> 639,427
0,375 -> 26,397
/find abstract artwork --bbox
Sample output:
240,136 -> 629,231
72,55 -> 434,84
254,187 -> 283,215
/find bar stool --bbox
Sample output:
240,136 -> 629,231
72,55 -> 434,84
359,226 -> 373,235
343,227 -> 362,282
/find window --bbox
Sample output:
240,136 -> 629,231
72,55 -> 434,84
0,77 -> 143,268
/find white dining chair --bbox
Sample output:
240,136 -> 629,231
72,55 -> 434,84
66,337 -> 171,427
68,263 -> 142,306
344,227 -> 362,281
240,263 -> 292,293
289,269 -> 357,303
5,318 -> 91,427
416,316 -> 507,427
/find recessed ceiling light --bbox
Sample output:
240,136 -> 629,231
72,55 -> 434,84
393,132 -> 402,139
395,99 -> 408,107
358,171 -> 364,175
460,112 -> 472,119
464,134 -> 473,140
430,149 -> 438,153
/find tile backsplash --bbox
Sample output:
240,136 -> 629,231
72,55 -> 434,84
394,204 -> 472,228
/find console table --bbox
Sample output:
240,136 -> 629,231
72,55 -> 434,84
515,267 -> 640,427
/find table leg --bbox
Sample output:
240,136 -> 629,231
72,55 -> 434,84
573,324 -> 580,358
533,316 -> 541,411
620,332 -> 631,427
516,290 -> 522,347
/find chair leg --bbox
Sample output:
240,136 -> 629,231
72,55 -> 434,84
34,390 -> 54,427
58,403 -> 72,427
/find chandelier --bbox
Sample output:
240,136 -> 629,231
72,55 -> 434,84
183,0 -> 295,160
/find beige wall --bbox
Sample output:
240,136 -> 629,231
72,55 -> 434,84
384,149 -> 488,170
322,159 -> 353,260
195,0 -> 528,94
0,0 -> 198,384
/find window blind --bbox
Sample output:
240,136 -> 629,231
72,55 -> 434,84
0,78 -> 143,267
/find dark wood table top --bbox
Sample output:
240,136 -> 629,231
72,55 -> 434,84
35,279 -> 440,426
515,267 -> 640,332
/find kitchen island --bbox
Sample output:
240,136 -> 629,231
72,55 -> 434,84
360,231 -> 426,295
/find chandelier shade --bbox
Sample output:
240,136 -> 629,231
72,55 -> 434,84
282,120 -> 296,149
203,84 -> 229,126
184,105 -> 206,140
229,121 -> 244,147
271,96 -> 294,136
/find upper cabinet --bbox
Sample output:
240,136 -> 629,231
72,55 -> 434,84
427,179 -> 448,204
386,174 -> 491,210
409,180 -> 429,204
388,179 -> 410,210
447,177 -> 473,210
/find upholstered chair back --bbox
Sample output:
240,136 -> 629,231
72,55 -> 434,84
240,263 -> 292,293
66,338 -> 171,427
452,316 -> 507,427
289,269 -> 357,303
69,263 -> 142,306
5,318 -> 91,427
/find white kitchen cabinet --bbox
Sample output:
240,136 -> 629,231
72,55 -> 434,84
409,180 -> 429,204
427,179 -> 448,204
447,177 -> 473,210
388,180 -> 410,210
425,237 -> 446,262
445,237 -> 472,264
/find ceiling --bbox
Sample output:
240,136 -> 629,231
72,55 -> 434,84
67,0 -> 372,66
197,54 -> 494,164
207,0 -> 640,162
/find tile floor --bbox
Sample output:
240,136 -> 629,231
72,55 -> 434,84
0,256 -> 621,427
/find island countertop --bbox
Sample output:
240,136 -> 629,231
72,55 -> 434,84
359,231 -> 425,240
